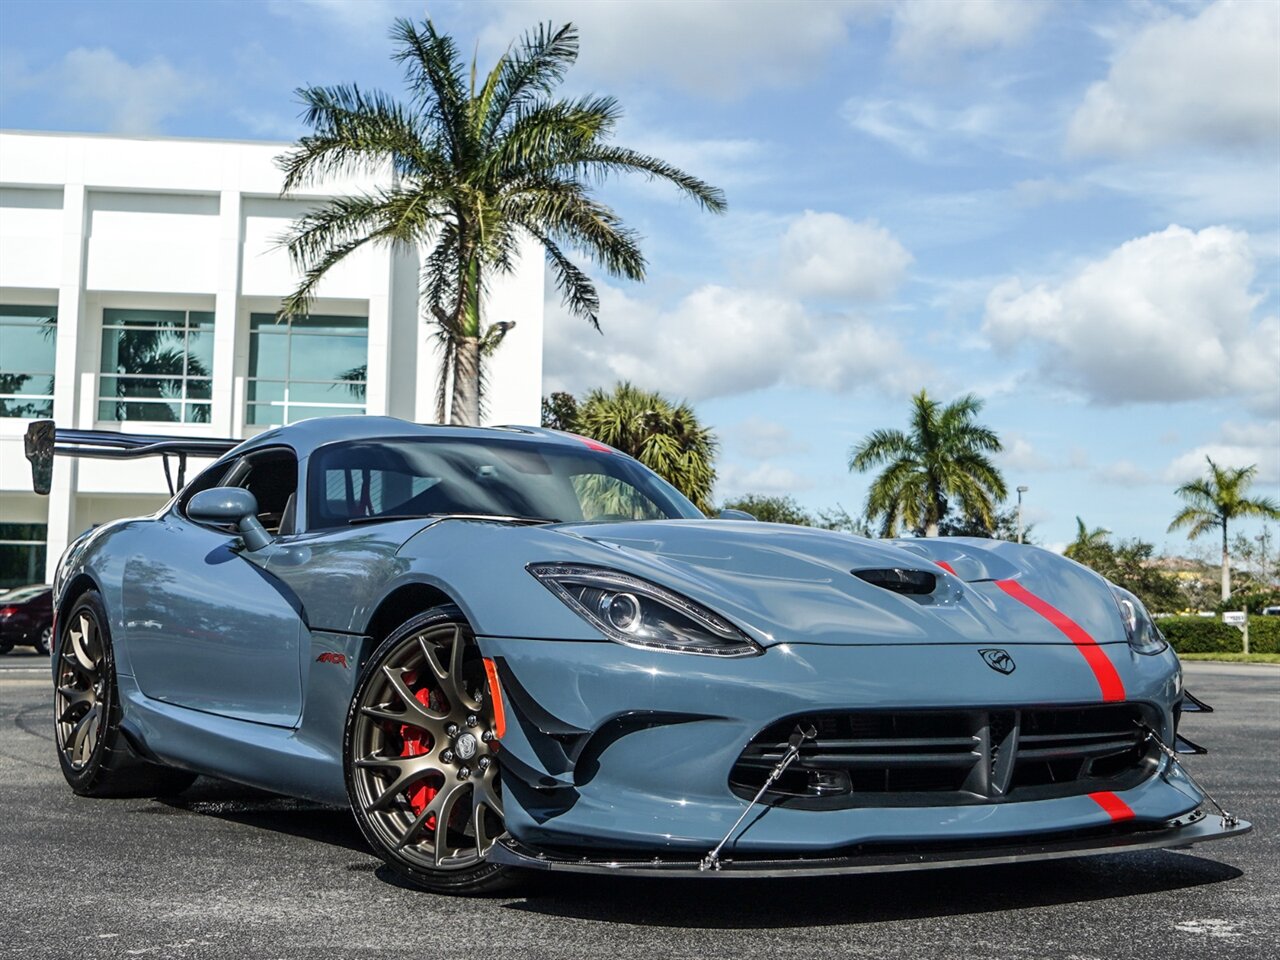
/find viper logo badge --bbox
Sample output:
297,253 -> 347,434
979,648 -> 1016,675
316,652 -> 349,669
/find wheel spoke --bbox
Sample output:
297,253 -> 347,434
432,780 -> 467,867
442,626 -> 482,712
69,619 -> 96,672
382,665 -> 448,725
69,704 -> 100,766
57,685 -> 94,711
363,755 -> 437,812
417,635 -> 449,684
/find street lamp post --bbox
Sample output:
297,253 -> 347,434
1016,485 -> 1029,544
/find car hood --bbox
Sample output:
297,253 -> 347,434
532,520 -> 1128,648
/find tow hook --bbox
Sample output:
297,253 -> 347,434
1138,722 -> 1239,829
699,723 -> 817,872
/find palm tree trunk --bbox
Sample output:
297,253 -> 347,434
450,336 -> 481,426
1221,521 -> 1231,602
925,521 -> 939,538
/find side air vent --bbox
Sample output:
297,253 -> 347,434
853,568 -> 937,596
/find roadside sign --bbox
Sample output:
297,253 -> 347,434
1223,611 -> 1246,627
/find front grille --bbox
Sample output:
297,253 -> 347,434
729,704 -> 1160,809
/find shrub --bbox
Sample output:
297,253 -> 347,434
1159,616 -> 1242,654
1248,616 -> 1280,654
1215,587 -> 1280,616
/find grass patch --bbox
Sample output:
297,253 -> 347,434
1179,652 -> 1280,665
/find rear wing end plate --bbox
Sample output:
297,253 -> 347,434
23,419 -> 241,496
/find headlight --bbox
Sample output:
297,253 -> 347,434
1109,584 -> 1168,655
527,563 -> 762,658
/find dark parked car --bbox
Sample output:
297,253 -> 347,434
0,584 -> 53,655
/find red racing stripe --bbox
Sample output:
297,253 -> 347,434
935,560 -> 957,575
1089,791 -> 1135,822
995,579 -> 1126,702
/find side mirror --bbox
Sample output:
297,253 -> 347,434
188,488 -> 273,551
718,509 -> 757,521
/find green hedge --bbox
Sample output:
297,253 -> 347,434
1249,616 -> 1280,654
1159,617 -> 1242,653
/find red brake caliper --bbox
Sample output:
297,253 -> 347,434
398,671 -> 438,827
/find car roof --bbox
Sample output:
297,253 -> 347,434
227,416 -> 603,460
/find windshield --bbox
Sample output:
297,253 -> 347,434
305,436 -> 704,531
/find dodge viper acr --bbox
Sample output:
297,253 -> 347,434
23,416 -> 1248,893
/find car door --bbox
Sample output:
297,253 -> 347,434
123,447 -> 307,727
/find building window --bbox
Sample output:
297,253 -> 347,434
0,523 -> 46,588
0,305 -> 57,419
247,313 -> 367,426
98,308 -> 213,423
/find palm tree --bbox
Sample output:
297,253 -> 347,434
1168,457 -> 1280,601
849,389 -> 1006,537
575,382 -> 718,514
277,19 -> 725,425
1064,516 -> 1110,561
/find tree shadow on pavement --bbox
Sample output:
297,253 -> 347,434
503,851 -> 1243,928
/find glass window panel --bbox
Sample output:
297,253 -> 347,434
185,402 -> 211,424
0,397 -> 53,418
186,378 -> 212,400
99,398 -> 182,422
100,375 -> 184,399
285,380 -> 365,404
284,403 -> 366,424
102,307 -> 186,327
246,403 -> 281,426
292,314 -> 368,333
0,306 -> 57,325
185,326 -> 214,374
247,380 -> 285,404
0,324 -> 56,374
288,333 -> 368,382
0,374 -> 55,397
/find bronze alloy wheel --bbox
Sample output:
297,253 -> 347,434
54,608 -> 107,770
348,616 -> 505,877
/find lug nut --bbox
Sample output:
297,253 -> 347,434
481,730 -> 495,743
446,723 -> 459,738
466,714 -> 479,728
477,757 -> 491,771
440,749 -> 454,764
457,766 -> 471,780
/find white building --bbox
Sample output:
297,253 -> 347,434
0,130 -> 545,585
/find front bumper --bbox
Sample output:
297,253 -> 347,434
490,808 -> 1251,877
478,636 -> 1203,854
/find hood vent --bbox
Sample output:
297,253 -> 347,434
853,567 -> 937,596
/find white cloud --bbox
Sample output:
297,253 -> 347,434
481,0 -> 870,98
983,225 -> 1280,409
1093,460 -> 1157,488
998,433 -> 1052,473
843,97 -> 1005,160
4,47 -> 204,135
266,0 -> 404,31
891,0 -> 1049,61
1068,0 -> 1280,156
716,461 -> 814,498
543,282 -> 925,402
1164,421 -> 1280,486
1013,177 -> 1090,207
723,418 -> 808,460
779,212 -> 912,300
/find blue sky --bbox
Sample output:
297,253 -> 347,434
2,0 -> 1277,553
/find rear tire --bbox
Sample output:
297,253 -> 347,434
54,590 -> 197,798
345,606 -> 514,895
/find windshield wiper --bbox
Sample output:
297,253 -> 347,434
347,513 -> 560,526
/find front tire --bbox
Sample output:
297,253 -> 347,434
53,591 -> 197,798
345,607 -> 512,895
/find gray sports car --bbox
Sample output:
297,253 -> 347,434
23,416 -> 1248,894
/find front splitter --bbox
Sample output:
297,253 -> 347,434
489,810 -> 1251,878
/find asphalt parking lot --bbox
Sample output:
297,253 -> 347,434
1,653 -> 1276,960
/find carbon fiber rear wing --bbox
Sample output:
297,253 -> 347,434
23,419 -> 240,497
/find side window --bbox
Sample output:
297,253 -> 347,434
234,451 -> 299,535
177,461 -> 232,512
